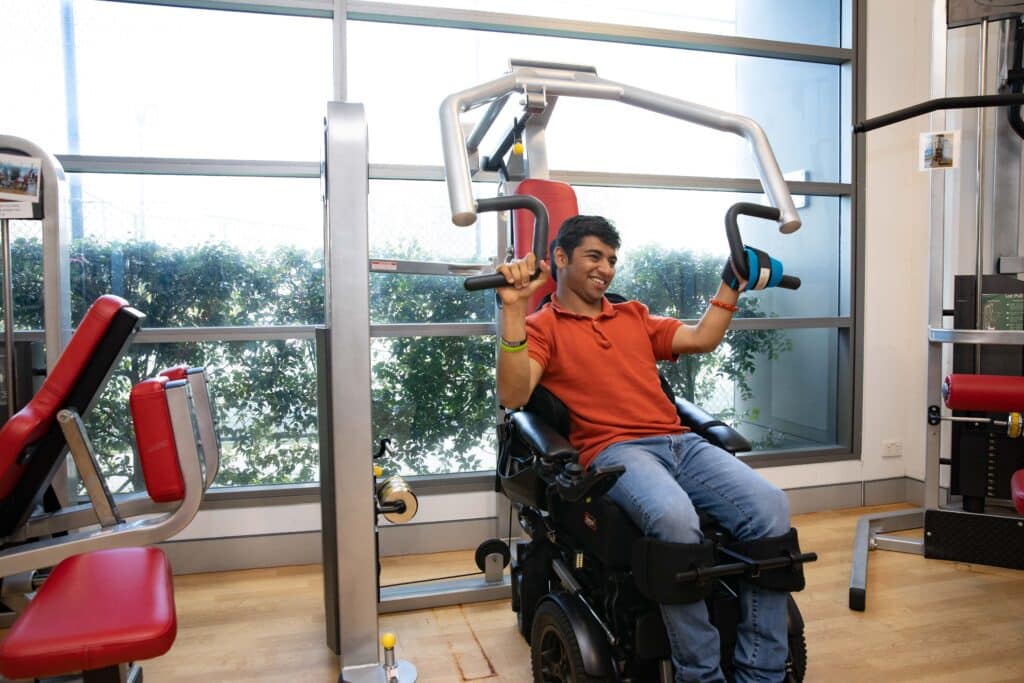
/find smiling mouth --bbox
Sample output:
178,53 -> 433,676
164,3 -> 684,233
588,276 -> 607,289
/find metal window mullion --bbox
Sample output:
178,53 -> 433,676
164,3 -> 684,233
106,1 -> 850,66
105,0 -> 334,17
54,157 -> 853,197
347,2 -> 852,65
689,316 -> 850,331
371,323 -> 495,338
56,155 -> 320,178
134,325 -> 319,343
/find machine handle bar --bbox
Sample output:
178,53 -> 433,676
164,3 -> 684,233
855,93 -> 1024,134
674,551 -> 818,584
464,195 -> 550,291
725,202 -> 801,291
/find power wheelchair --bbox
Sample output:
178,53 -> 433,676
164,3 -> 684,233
497,360 -> 817,683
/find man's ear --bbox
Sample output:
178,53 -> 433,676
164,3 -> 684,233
553,246 -> 568,269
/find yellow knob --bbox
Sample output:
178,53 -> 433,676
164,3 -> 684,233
373,465 -> 383,477
512,141 -> 524,155
381,632 -> 396,649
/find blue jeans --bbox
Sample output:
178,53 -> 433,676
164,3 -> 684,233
591,432 -> 791,683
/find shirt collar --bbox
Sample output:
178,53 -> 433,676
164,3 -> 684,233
549,294 -> 618,320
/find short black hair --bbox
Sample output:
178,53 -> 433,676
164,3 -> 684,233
549,215 -> 621,282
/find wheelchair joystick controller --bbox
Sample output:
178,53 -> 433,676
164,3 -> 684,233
555,464 -> 626,503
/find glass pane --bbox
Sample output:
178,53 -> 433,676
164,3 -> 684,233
371,274 -> 495,324
572,187 -> 841,318
349,22 -> 841,181
356,0 -> 842,46
659,327 -> 839,451
7,223 -> 45,330
81,339 -> 318,495
369,179 -> 499,263
0,0 -> 331,159
65,174 -> 324,325
371,336 -> 496,475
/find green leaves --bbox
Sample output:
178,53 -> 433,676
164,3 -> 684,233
9,236 -> 789,489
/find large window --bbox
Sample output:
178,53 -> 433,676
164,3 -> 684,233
0,0 -> 853,488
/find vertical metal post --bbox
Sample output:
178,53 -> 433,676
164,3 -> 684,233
323,102 -> 379,682
1,218 -> 14,419
974,19 -> 989,370
333,0 -> 348,101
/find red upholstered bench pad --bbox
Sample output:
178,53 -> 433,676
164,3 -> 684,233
0,294 -> 129,498
0,547 -> 176,679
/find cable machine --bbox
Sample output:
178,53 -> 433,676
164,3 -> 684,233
849,4 -> 1024,611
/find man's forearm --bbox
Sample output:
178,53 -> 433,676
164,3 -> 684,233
496,303 -> 532,408
691,283 -> 740,352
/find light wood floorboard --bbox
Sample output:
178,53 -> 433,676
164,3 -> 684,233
3,504 -> 1024,681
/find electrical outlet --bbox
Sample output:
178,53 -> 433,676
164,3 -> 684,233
882,440 -> 903,458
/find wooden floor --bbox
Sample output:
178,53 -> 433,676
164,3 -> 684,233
5,504 -> 1024,682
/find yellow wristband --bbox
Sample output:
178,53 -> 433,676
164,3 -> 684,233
500,338 -> 528,353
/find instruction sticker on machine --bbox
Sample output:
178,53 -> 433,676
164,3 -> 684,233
919,131 -> 960,171
0,153 -> 42,202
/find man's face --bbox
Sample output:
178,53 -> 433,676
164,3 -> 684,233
556,235 -> 618,304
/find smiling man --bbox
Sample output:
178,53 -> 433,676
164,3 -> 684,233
494,214 -> 796,683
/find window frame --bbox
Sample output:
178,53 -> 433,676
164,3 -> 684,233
32,0 -> 860,498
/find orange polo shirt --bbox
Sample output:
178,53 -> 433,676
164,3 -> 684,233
526,295 -> 686,469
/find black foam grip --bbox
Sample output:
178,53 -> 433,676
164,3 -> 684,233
464,272 -> 511,291
779,274 -> 801,290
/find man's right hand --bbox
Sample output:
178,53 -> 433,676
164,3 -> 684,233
495,254 -> 551,309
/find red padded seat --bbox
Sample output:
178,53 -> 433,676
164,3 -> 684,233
513,179 -> 580,312
1012,469 -> 1024,515
0,547 -> 177,680
0,295 -> 130,499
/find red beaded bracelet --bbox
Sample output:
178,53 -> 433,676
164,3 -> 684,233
710,298 -> 739,313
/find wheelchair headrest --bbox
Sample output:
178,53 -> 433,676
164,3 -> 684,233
513,179 -> 579,312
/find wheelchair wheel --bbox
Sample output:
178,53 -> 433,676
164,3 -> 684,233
785,630 -> 807,682
530,600 -> 601,683
785,595 -> 808,682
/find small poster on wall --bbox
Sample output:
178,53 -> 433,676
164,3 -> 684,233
0,152 -> 42,218
919,130 -> 960,171
0,153 -> 42,202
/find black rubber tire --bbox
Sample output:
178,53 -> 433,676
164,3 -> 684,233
785,630 -> 807,682
474,537 -> 511,572
530,601 -> 602,683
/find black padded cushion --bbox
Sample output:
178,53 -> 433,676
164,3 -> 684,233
523,385 -> 571,439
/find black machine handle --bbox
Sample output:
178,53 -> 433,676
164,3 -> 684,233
725,202 -> 801,291
463,195 -> 550,291
854,93 -> 1024,134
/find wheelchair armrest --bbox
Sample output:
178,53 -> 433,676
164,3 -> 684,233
674,398 -> 752,454
510,411 -> 578,462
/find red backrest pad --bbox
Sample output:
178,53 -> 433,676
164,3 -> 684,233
513,179 -> 580,312
130,377 -> 185,503
0,547 -> 176,679
0,295 -> 129,499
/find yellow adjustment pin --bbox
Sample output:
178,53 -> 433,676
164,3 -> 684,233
381,632 -> 396,650
1009,412 -> 1022,439
512,141 -> 524,155
373,465 -> 383,477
